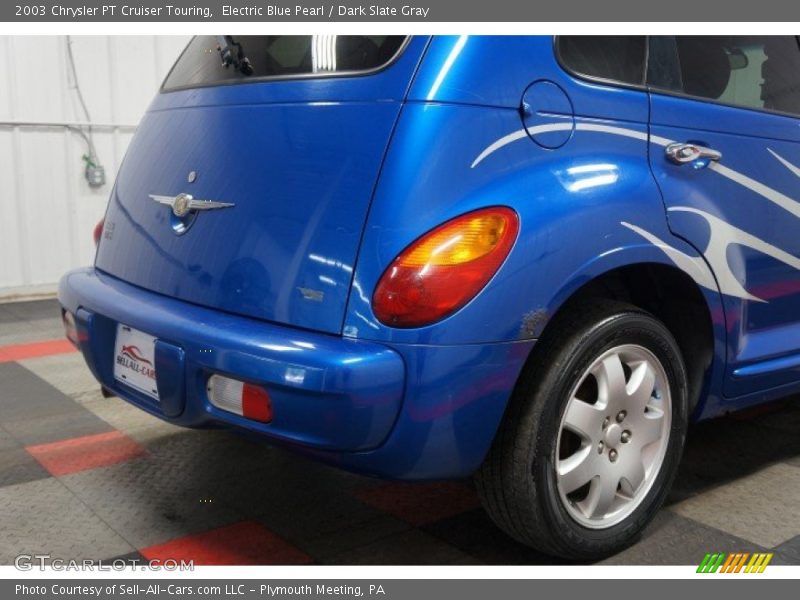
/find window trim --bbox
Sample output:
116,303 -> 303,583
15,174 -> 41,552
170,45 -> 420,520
553,35 -> 800,121
552,35 -> 650,93
160,35 -> 412,94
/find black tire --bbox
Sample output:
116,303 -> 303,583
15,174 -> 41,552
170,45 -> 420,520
475,300 -> 689,560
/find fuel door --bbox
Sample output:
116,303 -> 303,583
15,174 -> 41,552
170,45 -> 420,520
521,80 -> 575,149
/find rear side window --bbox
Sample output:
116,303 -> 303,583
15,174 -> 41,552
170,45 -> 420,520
163,35 -> 407,91
666,36 -> 800,116
557,36 -> 647,86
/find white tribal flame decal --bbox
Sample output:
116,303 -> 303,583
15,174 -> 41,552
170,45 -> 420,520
624,208 -> 800,303
473,124 -> 800,302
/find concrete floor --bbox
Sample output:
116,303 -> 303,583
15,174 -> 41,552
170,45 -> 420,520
1,298 -> 800,565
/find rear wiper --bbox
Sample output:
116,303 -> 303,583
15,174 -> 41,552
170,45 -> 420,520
217,36 -> 254,76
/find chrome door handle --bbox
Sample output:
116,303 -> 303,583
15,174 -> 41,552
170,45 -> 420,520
665,142 -> 722,165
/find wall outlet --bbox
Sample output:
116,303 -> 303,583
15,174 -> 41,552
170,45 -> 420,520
85,165 -> 105,188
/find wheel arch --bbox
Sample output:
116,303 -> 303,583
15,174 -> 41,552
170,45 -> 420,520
529,249 -> 727,418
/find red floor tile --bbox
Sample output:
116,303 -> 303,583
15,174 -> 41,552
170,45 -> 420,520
0,339 -> 77,363
140,521 -> 313,565
26,430 -> 146,476
354,481 -> 481,527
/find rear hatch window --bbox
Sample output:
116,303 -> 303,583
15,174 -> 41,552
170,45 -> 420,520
163,35 -> 408,91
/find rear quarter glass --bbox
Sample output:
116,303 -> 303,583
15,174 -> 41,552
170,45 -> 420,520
163,35 -> 408,91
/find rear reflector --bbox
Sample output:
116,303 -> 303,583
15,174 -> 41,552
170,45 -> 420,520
62,311 -> 79,346
206,375 -> 273,423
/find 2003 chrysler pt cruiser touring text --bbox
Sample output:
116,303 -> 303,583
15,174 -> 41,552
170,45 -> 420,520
59,36 -> 800,559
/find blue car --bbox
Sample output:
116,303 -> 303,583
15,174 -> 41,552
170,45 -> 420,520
59,35 -> 800,559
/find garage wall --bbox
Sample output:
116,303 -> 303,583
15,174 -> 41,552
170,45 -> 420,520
0,35 -> 191,301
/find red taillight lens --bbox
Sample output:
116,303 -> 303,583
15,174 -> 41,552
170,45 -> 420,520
372,206 -> 519,328
93,218 -> 105,246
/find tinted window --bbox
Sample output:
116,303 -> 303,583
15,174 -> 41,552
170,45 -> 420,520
163,35 -> 407,91
646,36 -> 683,91
666,36 -> 800,115
558,36 -> 647,86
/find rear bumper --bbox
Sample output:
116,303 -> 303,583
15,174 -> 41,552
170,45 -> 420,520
59,267 -> 534,478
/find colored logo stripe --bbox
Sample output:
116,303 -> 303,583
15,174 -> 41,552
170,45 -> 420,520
697,553 -> 725,573
697,552 -> 773,573
746,553 -> 773,573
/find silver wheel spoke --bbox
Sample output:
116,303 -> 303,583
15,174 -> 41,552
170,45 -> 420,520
636,410 -> 665,446
627,361 -> 656,408
619,454 -> 646,496
562,397 -> 604,439
557,446 -> 597,494
584,473 -> 619,519
595,353 -> 627,408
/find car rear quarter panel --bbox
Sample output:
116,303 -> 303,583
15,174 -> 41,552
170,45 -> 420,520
345,35 -> 727,419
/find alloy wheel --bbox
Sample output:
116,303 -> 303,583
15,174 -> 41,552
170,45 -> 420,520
555,344 -> 671,529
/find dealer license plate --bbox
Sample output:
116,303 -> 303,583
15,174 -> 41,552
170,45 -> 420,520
113,324 -> 159,401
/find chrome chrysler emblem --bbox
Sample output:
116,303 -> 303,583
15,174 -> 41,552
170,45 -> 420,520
149,193 -> 234,218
